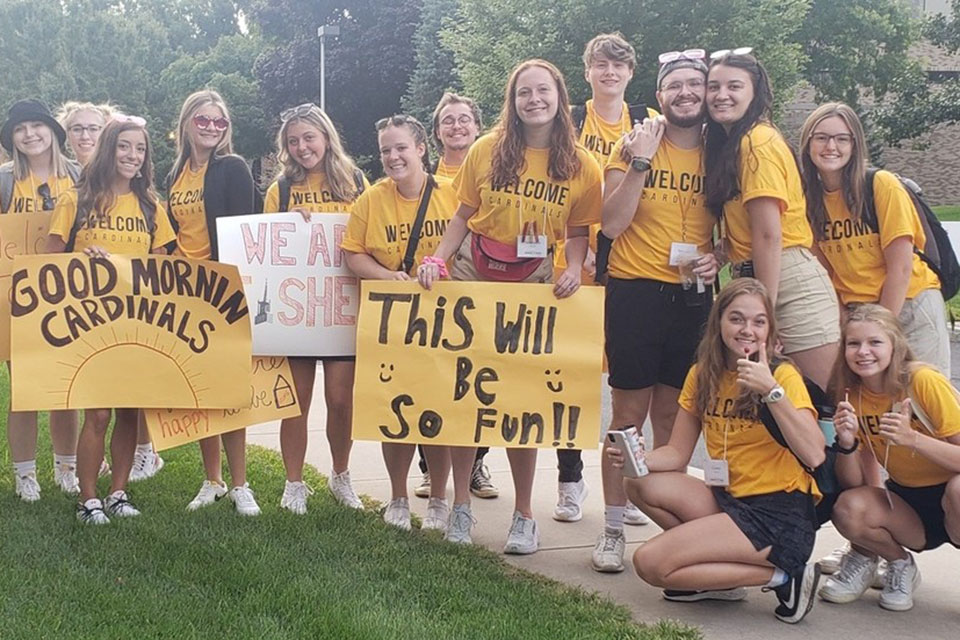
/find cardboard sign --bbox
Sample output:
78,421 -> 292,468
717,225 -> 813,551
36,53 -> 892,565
353,281 -> 603,448
216,212 -> 359,356
144,356 -> 301,451
10,254 -> 252,410
0,212 -> 51,360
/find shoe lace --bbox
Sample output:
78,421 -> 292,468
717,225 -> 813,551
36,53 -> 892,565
601,532 -> 621,553
559,485 -> 580,509
885,560 -> 910,594
451,506 -> 476,532
509,513 -> 532,538
18,474 -> 41,498
472,463 -> 492,486
836,552 -> 873,584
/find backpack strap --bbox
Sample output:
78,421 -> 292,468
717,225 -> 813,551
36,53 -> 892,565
353,168 -> 366,196
401,177 -> 436,274
571,104 -> 587,136
278,175 -> 291,212
862,168 -> 880,233
65,161 -> 81,184
0,166 -> 13,214
626,103 -> 648,125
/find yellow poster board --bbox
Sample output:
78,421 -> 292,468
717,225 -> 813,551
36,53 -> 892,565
0,212 -> 52,360
144,356 -> 301,451
353,281 -> 603,448
10,254 -> 252,410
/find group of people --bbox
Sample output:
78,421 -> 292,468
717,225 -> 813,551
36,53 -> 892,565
2,31 -> 958,626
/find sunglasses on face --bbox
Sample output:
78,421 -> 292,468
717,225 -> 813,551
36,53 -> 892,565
280,103 -> 317,122
710,47 -> 754,60
68,124 -> 103,137
192,114 -> 229,131
658,49 -> 706,65
37,183 -> 54,211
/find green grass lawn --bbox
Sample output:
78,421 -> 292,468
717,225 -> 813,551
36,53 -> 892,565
0,368 -> 699,640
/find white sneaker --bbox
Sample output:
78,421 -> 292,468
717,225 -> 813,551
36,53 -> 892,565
329,470 -> 363,509
445,503 -> 475,544
592,527 -> 626,573
14,473 -> 41,502
414,471 -> 431,499
503,511 -> 540,555
98,459 -> 112,478
879,555 -> 921,611
819,543 -> 850,575
229,483 -> 261,516
818,549 -> 878,603
54,463 -> 80,495
624,501 -> 651,526
553,479 -> 587,522
76,498 -> 110,524
187,480 -> 227,511
129,450 -> 164,482
383,497 -> 411,530
280,480 -> 314,515
422,497 -> 449,533
104,490 -> 141,517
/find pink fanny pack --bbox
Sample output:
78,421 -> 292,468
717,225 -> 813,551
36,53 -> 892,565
469,234 -> 546,282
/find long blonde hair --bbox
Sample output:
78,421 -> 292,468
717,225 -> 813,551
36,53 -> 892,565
800,102 -> 869,242
168,90 -> 234,185
694,278 -> 780,418
275,105 -> 360,202
10,128 -> 72,181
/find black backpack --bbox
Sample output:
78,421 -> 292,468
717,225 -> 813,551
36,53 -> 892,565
277,168 -> 366,212
864,168 -> 960,300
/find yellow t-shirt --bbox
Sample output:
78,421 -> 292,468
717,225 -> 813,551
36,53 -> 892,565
578,100 -> 634,166
50,189 -> 176,255
605,136 -> 715,282
678,362 -> 820,499
455,133 -> 602,247
263,170 -> 369,214
5,173 -> 74,214
168,163 -> 209,259
341,176 -> 459,275
816,170 -> 940,304
435,158 -> 461,180
722,123 -> 814,264
853,367 -> 960,488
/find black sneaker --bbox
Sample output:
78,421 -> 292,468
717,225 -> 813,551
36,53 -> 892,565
662,587 -> 748,602
764,562 -> 821,624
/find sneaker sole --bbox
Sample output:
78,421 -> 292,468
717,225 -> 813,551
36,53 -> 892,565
186,493 -> 226,511
777,563 -> 822,624
503,537 -> 540,555
878,572 -> 920,612
592,560 -> 625,573
471,488 -> 499,499
552,510 -> 583,522
663,589 -> 747,602
818,582 -> 871,604
413,488 -> 431,499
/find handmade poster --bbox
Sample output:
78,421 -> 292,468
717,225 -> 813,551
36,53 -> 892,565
144,356 -> 301,451
353,281 -> 603,448
216,212 -> 358,356
0,212 -> 51,360
10,254 -> 251,410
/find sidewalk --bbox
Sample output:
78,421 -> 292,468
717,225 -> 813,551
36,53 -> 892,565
248,359 -> 960,640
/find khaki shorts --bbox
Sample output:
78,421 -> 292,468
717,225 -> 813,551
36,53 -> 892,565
450,232 -> 554,283
775,246 -> 840,354
900,287 -> 951,377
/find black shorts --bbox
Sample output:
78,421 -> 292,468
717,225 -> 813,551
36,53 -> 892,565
886,480 -> 959,551
712,488 -> 817,575
605,277 -> 710,390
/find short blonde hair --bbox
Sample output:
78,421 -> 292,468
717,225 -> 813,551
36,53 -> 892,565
56,101 -> 116,129
582,33 -> 636,70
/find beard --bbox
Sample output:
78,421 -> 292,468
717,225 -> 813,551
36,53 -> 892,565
663,102 -> 705,129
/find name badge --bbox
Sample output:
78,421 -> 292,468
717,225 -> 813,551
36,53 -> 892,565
668,242 -> 699,266
704,458 -> 730,487
517,235 -> 548,258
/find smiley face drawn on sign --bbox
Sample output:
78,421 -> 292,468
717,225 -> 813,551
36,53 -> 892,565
379,363 -> 395,383
545,369 -> 563,393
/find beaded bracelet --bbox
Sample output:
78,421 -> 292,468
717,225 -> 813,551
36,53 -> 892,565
420,255 -> 449,279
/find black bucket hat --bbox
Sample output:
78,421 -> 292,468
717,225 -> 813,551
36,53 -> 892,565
0,99 -> 67,154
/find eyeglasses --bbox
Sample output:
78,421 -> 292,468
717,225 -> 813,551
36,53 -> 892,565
376,114 -> 420,131
192,114 -> 229,131
68,124 -> 103,137
113,114 -> 147,127
661,77 -> 706,93
440,115 -> 475,127
658,49 -> 706,65
810,132 -> 854,147
710,47 -> 754,60
280,103 -> 317,122
37,183 -> 54,211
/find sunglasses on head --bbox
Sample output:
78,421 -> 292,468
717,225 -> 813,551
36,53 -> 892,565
375,115 -> 419,131
710,47 -> 754,60
280,103 -> 318,122
37,183 -> 54,211
658,49 -> 706,65
192,114 -> 230,131
113,114 -> 147,127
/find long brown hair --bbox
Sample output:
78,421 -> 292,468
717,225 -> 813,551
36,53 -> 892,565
276,105 -> 360,202
489,59 -> 580,189
693,278 -> 779,418
75,119 -> 157,227
800,102 -> 869,242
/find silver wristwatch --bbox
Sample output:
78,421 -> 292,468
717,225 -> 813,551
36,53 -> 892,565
762,385 -> 785,404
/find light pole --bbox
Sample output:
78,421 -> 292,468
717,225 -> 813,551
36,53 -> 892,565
317,25 -> 340,112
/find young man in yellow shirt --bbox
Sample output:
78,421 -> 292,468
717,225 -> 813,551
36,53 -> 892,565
592,50 -> 719,572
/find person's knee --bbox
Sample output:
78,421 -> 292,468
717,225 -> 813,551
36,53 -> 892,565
84,409 -> 112,435
633,545 -> 668,586
832,489 -> 873,536
942,476 -> 960,518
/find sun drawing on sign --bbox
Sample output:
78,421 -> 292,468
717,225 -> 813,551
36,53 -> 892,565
49,326 -> 206,409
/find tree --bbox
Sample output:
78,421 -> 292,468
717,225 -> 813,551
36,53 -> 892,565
401,0 -> 462,126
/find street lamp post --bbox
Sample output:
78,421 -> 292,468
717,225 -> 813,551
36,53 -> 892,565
317,25 -> 340,112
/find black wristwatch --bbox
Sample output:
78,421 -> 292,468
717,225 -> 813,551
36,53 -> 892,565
630,156 -> 651,173
834,438 -> 859,455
